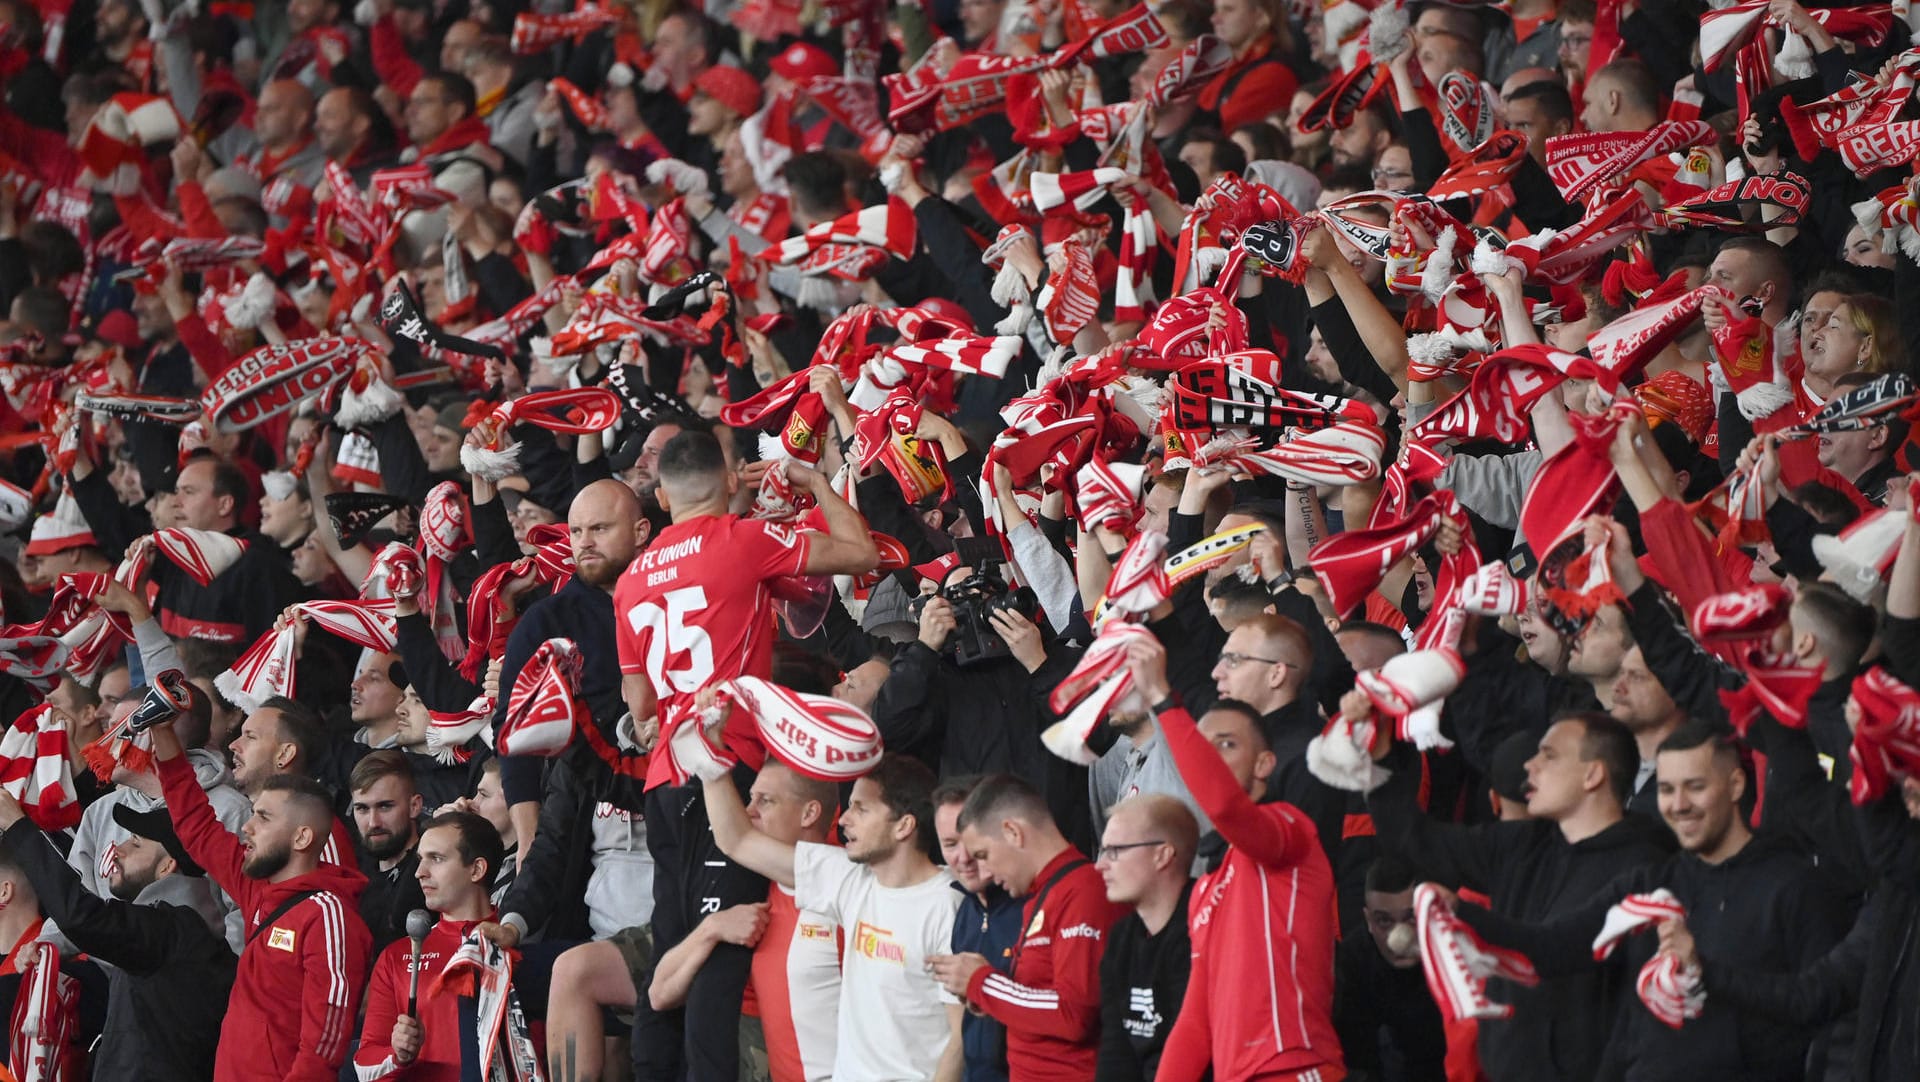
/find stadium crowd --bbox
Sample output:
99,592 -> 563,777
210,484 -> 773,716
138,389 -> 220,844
1,0 -> 1919,1079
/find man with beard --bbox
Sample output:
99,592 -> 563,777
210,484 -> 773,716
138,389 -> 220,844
491,478 -> 651,869
705,749 -> 962,1081
349,750 -> 427,953
0,789 -> 235,1082
151,710 -> 373,1082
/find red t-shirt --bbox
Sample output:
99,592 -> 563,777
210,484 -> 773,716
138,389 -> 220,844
613,513 -> 812,788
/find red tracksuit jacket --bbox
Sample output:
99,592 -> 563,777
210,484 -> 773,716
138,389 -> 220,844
1154,704 -> 1342,1081
160,754 -> 373,1082
965,848 -> 1124,1080
353,917 -> 484,1080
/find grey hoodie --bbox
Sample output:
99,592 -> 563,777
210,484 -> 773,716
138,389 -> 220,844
65,747 -> 253,952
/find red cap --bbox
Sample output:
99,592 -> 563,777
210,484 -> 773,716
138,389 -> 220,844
694,65 -> 761,119
769,42 -> 837,82
913,552 -> 961,585
94,309 -> 141,351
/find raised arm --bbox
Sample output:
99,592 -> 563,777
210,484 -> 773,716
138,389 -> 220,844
1128,635 -> 1318,869
0,804 -> 180,975
698,707 -> 798,887
790,462 -> 880,577
151,718 -> 248,898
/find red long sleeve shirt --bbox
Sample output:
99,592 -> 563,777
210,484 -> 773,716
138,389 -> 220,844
353,917 -> 485,1080
964,848 -> 1123,1081
158,753 -> 373,1082
1153,704 -> 1342,1082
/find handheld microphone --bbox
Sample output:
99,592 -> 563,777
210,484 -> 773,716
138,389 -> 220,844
405,909 -> 434,1017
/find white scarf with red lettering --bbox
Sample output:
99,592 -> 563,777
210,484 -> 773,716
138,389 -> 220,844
434,932 -> 543,1082
1416,884 -> 1540,1022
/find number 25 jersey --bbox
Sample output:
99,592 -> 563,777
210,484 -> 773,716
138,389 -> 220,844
614,512 -> 812,788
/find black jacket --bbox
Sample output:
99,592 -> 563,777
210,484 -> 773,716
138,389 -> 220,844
1459,834 -> 1851,1082
1370,747 -> 1672,1082
1,820 -> 235,1082
498,755 -> 601,942
493,575 -> 625,809
1333,930 -> 1448,1082
1702,793 -> 1920,1081
873,642 -> 1095,852
359,847 -> 427,955
1095,890 -> 1192,1082
144,525 -> 301,647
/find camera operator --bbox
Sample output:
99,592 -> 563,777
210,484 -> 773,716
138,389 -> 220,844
872,555 -> 1098,853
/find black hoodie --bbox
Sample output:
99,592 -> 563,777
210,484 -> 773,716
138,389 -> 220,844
1459,833 -> 1851,1082
1368,746 -> 1673,1082
1700,794 -> 1920,1081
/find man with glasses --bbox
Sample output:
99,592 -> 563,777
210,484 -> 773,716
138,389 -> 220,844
1555,2 -> 1596,86
400,72 -> 494,171
1371,144 -> 1415,191
1124,637 -> 1344,1081
1094,794 -> 1198,1082
1212,612 -> 1374,934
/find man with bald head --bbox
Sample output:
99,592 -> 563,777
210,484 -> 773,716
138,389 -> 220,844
240,79 -> 324,192
1096,794 -> 1199,1079
492,479 -> 652,854
1580,57 -> 1661,134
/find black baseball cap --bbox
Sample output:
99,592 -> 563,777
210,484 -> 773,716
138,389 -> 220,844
111,803 -> 205,878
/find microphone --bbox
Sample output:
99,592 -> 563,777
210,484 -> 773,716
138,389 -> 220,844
405,909 -> 434,1017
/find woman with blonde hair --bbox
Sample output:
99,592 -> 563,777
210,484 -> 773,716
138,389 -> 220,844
1802,294 -> 1906,400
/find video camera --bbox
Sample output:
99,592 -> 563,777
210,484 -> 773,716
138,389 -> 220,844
909,540 -> 1040,668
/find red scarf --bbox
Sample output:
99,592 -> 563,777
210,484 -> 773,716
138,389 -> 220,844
416,115 -> 491,160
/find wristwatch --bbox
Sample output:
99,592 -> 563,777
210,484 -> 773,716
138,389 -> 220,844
1151,694 -> 1180,715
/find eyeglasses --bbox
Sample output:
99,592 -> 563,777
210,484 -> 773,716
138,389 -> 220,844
1372,167 -> 1414,185
1218,651 -> 1285,669
1096,840 -> 1167,862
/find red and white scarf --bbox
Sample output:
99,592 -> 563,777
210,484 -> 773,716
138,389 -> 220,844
497,639 -> 582,758
1591,889 -> 1705,1029
459,388 -> 624,482
1416,883 -> 1540,1022
8,938 -> 78,1082
1848,666 -> 1920,806
433,932 -> 543,1082
0,705 -> 79,831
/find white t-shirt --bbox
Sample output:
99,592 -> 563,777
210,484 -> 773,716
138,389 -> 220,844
794,842 -> 960,1082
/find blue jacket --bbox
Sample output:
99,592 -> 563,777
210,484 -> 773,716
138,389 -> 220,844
951,881 -> 1026,1082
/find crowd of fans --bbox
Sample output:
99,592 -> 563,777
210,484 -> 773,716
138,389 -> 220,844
1,0 -> 1919,1080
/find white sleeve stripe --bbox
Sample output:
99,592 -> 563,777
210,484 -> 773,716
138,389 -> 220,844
982,973 -> 1060,1008
312,893 -> 350,1060
353,1053 -> 399,1081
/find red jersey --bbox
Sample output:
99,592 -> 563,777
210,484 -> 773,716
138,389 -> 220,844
353,917 -> 484,1081
750,887 -> 843,1082
1153,705 -> 1342,1082
613,513 -> 812,788
964,849 -> 1124,1081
